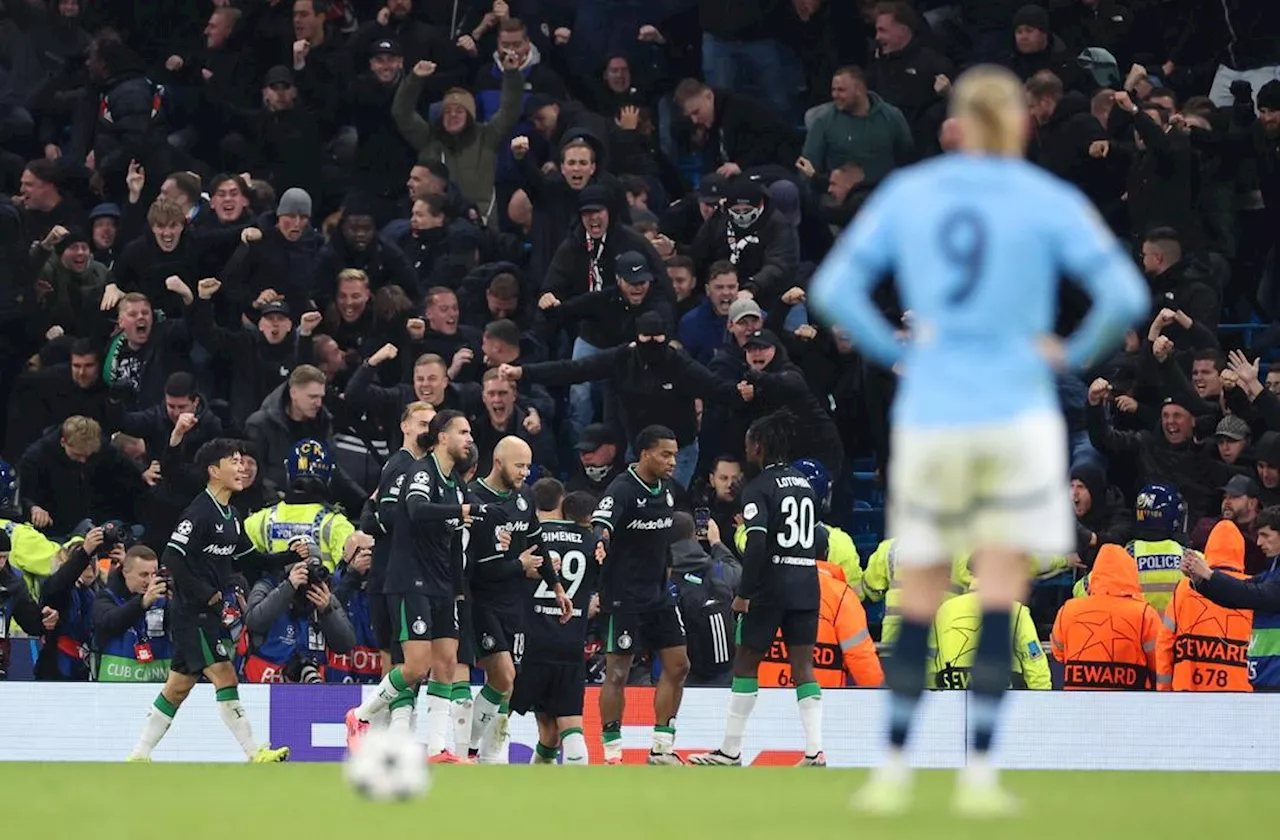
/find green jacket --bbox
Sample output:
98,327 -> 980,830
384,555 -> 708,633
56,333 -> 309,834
802,93 -> 913,185
38,253 -> 110,335
391,68 -> 523,228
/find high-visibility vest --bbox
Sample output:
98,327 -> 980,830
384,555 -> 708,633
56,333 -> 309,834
928,592 -> 1051,690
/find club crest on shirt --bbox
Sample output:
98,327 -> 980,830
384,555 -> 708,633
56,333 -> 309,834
481,634 -> 496,651
412,619 -> 427,636
516,495 -> 528,511
616,632 -> 633,651
666,491 -> 674,507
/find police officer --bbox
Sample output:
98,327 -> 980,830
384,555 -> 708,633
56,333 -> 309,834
0,530 -> 59,679
244,439 -> 360,571
1075,483 -> 1186,611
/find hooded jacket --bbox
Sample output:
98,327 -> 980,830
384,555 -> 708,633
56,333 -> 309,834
1197,550 -> 1280,690
392,68 -> 523,229
738,346 -> 845,478
1156,521 -> 1252,691
1071,463 -> 1131,564
1051,544 -> 1160,689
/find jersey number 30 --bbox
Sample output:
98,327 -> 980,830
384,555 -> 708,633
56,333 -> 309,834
535,549 -> 586,599
777,496 -> 815,550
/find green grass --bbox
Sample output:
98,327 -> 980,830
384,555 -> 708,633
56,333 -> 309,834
5,764 -> 1277,839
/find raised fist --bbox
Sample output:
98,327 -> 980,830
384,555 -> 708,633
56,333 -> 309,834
299,311 -> 323,335
198,278 -> 222,299
240,227 -> 262,245
412,60 -> 437,78
510,136 -> 530,159
406,317 -> 426,340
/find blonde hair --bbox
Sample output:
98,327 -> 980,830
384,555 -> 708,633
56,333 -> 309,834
949,65 -> 1027,157
61,415 -> 102,451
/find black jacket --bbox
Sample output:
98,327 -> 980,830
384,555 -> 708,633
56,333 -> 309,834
698,0 -> 777,42
1028,93 -> 1107,193
4,365 -> 110,463
243,383 -> 371,515
542,219 -> 671,349
347,17 -> 467,94
207,92 -> 326,203
0,561 -> 46,648
521,343 -> 739,448
865,40 -> 953,154
1148,259 -> 1220,335
113,233 -> 204,321
1071,463 -> 1132,565
341,361 -> 482,449
17,429 -> 145,532
313,234 -> 419,308
87,70 -> 165,180
35,543 -> 98,679
1124,109 -> 1203,253
706,89 -> 800,172
100,317 -> 194,412
739,350 -> 845,477
107,392 -> 224,471
222,215 -> 324,319
540,286 -> 675,351
690,204 -> 799,309
335,72 -> 421,200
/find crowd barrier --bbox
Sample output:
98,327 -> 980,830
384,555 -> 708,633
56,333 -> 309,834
1,683 -> 1277,769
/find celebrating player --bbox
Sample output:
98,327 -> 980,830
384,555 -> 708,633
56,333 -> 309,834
593,425 -> 690,765
355,401 -> 435,726
809,65 -> 1148,814
346,410 -> 487,762
128,438 -> 292,763
511,480 -> 601,765
466,437 -> 572,762
689,411 -> 824,767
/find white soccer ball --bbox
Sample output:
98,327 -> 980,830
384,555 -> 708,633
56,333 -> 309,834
344,730 -> 430,801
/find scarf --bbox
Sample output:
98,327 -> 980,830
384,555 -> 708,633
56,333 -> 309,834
585,230 -> 607,292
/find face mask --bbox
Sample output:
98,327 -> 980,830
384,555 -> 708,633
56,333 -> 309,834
728,203 -> 762,230
635,340 -> 669,364
583,463 -> 612,483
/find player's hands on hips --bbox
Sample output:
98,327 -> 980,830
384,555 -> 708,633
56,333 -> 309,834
731,596 -> 749,613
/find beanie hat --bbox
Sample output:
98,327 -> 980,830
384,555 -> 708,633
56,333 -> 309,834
1013,4 -> 1050,33
441,87 -> 476,120
277,187 -> 312,218
56,227 -> 91,255
1258,80 -> 1280,112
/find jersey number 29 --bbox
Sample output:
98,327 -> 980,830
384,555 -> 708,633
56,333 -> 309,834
535,549 -> 586,599
777,496 -> 815,550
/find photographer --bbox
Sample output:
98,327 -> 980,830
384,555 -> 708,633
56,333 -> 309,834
0,530 -> 60,680
242,537 -> 356,683
92,545 -> 173,683
35,528 -> 109,681
328,532 -> 380,684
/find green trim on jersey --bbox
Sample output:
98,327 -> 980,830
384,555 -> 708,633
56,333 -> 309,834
627,466 -> 663,496
431,453 -> 456,487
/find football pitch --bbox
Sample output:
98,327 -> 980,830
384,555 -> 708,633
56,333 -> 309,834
5,763 -> 1274,839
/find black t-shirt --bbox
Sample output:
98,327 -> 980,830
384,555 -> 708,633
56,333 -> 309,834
164,488 -> 256,613
739,463 -> 820,610
523,519 -> 599,663
592,466 -> 677,613
467,478 -> 543,613
384,452 -> 467,598
365,447 -> 417,595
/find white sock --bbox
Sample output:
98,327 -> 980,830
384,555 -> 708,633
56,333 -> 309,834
469,684 -> 503,750
129,697 -> 176,759
356,669 -> 411,721
480,712 -> 509,763
651,723 -> 676,754
453,696 -> 473,754
879,748 -> 912,784
389,693 -> 415,735
217,693 -> 258,759
369,706 -> 391,730
425,692 -> 452,755
796,683 -> 823,757
722,681 -> 759,757
962,754 -> 999,788
561,728 -> 588,765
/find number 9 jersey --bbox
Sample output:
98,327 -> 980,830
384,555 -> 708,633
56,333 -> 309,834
739,464 -> 820,611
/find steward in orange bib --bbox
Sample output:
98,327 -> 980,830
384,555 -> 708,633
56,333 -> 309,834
1156,521 -> 1253,691
1050,544 -> 1160,690
757,561 -> 884,688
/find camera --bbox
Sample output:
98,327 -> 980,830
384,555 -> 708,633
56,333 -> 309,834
305,555 -> 330,587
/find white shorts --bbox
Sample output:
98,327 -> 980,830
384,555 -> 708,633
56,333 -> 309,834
887,411 -> 1073,567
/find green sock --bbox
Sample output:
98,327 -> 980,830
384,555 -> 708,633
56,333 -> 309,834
426,680 -> 453,700
452,681 -> 472,702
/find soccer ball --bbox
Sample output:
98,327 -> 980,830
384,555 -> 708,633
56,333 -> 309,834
344,730 -> 430,801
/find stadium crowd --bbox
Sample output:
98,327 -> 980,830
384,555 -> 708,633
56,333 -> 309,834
0,0 -> 1277,693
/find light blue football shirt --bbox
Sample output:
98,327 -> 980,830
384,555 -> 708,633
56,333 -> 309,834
809,154 -> 1149,428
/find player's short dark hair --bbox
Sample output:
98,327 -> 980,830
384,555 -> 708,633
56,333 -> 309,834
707,260 -> 737,282
1192,348 -> 1226,371
532,477 -> 565,512
484,318 -> 521,347
671,511 -> 696,542
210,172 -> 251,198
673,78 -> 709,106
834,65 -> 865,84
712,454 -> 742,473
1144,226 -> 1180,247
635,425 -> 677,454
416,160 -> 450,182
666,254 -> 695,274
562,491 -> 596,525
488,272 -> 520,301
1257,506 -> 1280,533
416,193 -> 449,218
69,337 -> 98,358
196,437 -> 244,475
165,171 -> 202,205
499,16 -> 527,34
164,371 -> 197,399
423,409 -> 467,448
747,409 -> 798,463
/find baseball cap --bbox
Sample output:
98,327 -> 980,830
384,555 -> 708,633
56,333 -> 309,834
615,251 -> 653,284
371,38 -> 401,57
264,66 -> 295,88
575,423 -> 618,452
1161,395 -> 1196,414
259,300 -> 292,318
744,329 -> 779,350
1215,415 -> 1251,441
728,298 -> 763,324
1221,474 -> 1260,498
724,177 -> 765,206
89,202 -> 122,222
577,185 -> 610,213
697,173 -> 727,203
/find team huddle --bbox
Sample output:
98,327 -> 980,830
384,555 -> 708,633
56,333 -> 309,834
340,403 -> 829,766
